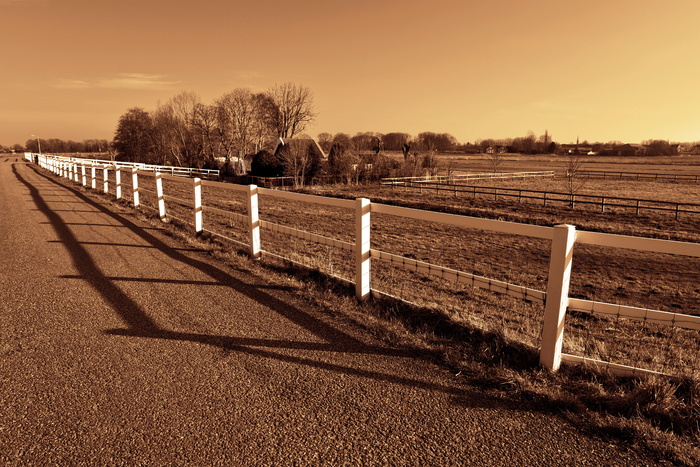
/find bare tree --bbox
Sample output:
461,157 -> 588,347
281,139 -> 312,188
192,103 -> 221,166
216,89 -> 279,172
267,82 -> 316,138
328,142 -> 358,184
564,155 -> 588,207
152,91 -> 203,167
487,151 -> 504,173
216,88 -> 256,172
250,93 -> 279,154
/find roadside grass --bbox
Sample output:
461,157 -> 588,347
54,166 -> 700,465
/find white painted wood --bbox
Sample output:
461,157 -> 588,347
540,224 -> 576,371
576,230 -> 700,258
260,220 -> 354,251
200,179 -> 248,191
115,167 -> 122,199
561,354 -> 663,377
568,298 -> 700,331
81,164 -> 87,186
103,168 -> 109,193
193,178 -> 203,234
369,249 -> 546,304
258,187 -> 356,209
355,198 -> 371,301
155,172 -> 166,221
246,185 -> 261,258
371,203 -> 553,239
90,166 -> 96,189
132,168 -> 139,207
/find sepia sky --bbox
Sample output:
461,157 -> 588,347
2,0 -> 700,147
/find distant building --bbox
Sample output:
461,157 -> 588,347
272,137 -> 326,161
558,144 -> 593,156
485,146 -> 508,154
611,144 -> 644,157
214,155 -> 252,174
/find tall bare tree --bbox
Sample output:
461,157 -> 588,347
192,102 -> 220,166
152,91 -> 203,167
267,82 -> 316,138
216,88 -> 256,168
250,92 -> 279,153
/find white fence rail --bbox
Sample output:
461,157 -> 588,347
381,171 -> 555,184
33,154 -> 700,378
25,152 -> 219,178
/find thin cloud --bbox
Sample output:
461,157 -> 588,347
54,73 -> 180,90
97,73 -> 181,90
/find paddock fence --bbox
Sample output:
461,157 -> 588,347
24,152 -> 219,179
382,171 -> 555,184
577,170 -> 700,183
33,154 -> 700,380
380,178 -> 700,220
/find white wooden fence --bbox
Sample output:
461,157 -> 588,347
32,154 -> 700,377
25,152 -> 219,178
381,171 -> 555,184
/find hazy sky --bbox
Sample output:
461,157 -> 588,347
2,0 -> 699,147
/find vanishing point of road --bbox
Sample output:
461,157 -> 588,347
0,157 -> 659,465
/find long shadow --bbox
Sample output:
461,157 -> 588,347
13,164 -> 475,397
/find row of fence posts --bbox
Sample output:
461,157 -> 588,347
38,155 -> 575,373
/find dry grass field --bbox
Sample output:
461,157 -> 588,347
123,157 -> 700,380
63,157 -> 700,464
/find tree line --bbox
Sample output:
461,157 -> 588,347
7,138 -> 111,155
111,83 -> 316,173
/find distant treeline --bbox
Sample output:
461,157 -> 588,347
316,130 -> 556,155
3,138 -> 110,155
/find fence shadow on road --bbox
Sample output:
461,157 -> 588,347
15,163 -> 485,401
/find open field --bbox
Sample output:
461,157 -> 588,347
109,161 -> 700,382
435,152 -> 700,177
32,155 -> 700,464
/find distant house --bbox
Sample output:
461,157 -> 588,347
485,146 -> 508,154
611,144 -> 644,157
558,144 -> 593,156
272,137 -> 326,161
214,155 -> 252,174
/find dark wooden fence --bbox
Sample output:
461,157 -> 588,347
380,180 -> 700,219
577,171 -> 700,183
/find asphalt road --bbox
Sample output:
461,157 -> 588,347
0,157 -> 660,465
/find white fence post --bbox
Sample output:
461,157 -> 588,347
540,224 -> 576,371
132,168 -> 139,207
103,167 -> 109,194
116,167 -> 122,199
355,197 -> 371,301
81,164 -> 87,186
156,172 -> 166,221
90,165 -> 97,189
74,163 -> 79,183
246,185 -> 261,258
193,178 -> 203,234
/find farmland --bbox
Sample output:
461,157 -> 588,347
33,153 -> 700,463
116,153 -> 700,381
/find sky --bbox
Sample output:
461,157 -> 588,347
2,0 -> 700,147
